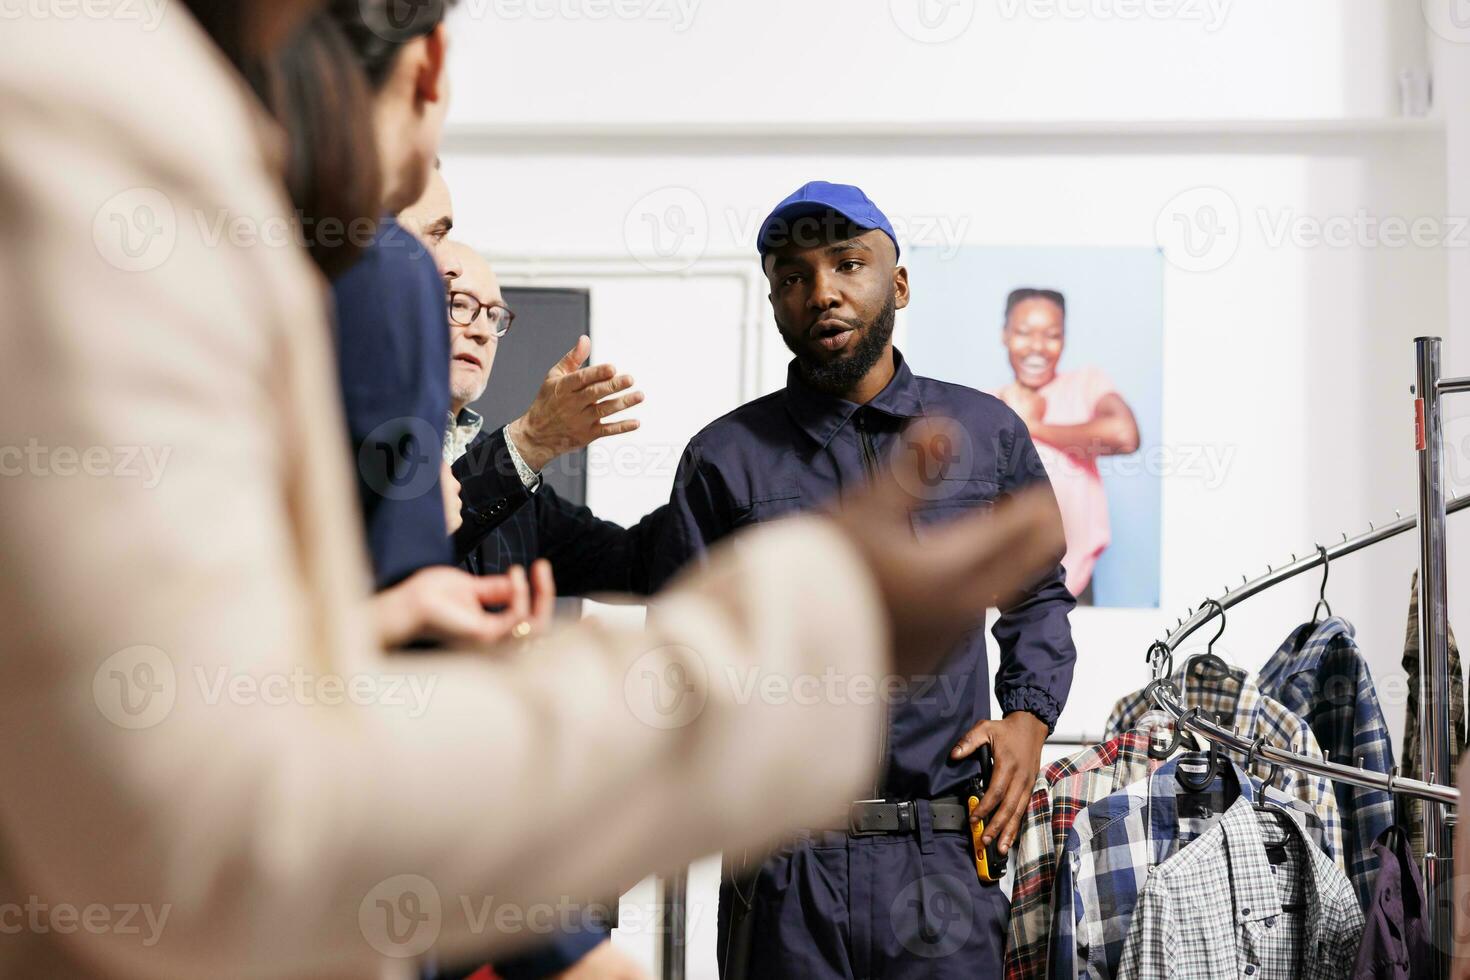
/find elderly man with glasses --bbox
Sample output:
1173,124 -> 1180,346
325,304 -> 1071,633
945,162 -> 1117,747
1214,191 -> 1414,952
437,241 -> 671,604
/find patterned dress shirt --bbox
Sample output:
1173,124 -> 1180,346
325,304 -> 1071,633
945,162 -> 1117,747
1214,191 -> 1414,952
1258,617 -> 1395,907
1105,661 -> 1345,871
1116,792 -> 1363,980
1005,712 -> 1175,980
1049,758 -> 1334,980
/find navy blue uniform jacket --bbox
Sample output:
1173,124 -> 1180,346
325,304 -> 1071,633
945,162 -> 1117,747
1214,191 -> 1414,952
650,350 -> 1078,980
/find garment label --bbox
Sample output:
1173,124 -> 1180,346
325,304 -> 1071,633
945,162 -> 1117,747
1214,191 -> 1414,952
1265,843 -> 1290,866
1177,794 -> 1216,820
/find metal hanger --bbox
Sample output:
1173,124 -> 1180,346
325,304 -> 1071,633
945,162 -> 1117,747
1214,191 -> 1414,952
1312,544 -> 1333,623
1245,735 -> 1285,810
1173,601 -> 1230,792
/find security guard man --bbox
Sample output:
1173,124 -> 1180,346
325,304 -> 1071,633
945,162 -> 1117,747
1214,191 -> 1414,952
650,182 -> 1078,979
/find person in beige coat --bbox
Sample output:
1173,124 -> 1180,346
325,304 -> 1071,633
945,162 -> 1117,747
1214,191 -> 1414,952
0,5 -> 1064,979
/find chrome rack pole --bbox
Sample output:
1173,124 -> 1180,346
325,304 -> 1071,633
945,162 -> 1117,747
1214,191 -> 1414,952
1148,680 -> 1459,806
1417,336 -> 1456,978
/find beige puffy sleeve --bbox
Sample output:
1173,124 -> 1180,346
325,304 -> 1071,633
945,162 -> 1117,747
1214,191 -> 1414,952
0,12 -> 886,979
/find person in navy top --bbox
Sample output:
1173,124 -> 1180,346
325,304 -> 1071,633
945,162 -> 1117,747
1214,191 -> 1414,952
334,213 -> 455,589
650,182 -> 1078,980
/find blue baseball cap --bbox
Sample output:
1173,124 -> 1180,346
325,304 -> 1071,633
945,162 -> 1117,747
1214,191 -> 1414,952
757,181 -> 900,260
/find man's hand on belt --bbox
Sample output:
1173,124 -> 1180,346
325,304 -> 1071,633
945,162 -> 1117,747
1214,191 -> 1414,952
950,711 -> 1049,856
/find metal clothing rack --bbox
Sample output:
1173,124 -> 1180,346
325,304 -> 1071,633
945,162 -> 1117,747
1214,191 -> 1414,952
1145,336 -> 1465,978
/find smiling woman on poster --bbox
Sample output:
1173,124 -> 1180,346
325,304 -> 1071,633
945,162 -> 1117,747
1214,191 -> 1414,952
996,288 -> 1141,605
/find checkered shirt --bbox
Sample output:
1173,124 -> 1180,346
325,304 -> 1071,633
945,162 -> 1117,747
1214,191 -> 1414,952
1004,713 -> 1175,980
1403,573 -> 1466,862
1104,663 -> 1345,873
1115,792 -> 1363,979
1258,617 -> 1395,909
1049,758 -> 1333,980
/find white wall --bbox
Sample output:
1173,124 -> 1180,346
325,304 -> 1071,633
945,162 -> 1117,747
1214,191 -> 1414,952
445,0 -> 1427,124
439,3 -> 1465,974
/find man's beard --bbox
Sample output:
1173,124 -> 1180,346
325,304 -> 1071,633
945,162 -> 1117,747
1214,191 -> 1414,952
780,293 -> 897,396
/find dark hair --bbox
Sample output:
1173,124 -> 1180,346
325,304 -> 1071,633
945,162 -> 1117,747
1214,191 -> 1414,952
1005,287 -> 1066,320
179,1 -> 331,68
246,13 -> 383,276
329,0 -> 457,89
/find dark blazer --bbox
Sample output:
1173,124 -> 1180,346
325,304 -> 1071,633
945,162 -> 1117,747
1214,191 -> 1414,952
453,427 -> 666,597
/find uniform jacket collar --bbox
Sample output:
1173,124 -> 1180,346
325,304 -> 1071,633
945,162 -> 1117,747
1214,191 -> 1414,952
782,348 -> 925,449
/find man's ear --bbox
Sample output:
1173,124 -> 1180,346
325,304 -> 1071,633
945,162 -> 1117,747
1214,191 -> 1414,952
416,24 -> 449,105
893,265 -> 910,311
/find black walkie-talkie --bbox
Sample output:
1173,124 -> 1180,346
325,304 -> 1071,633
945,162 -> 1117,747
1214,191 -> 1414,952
967,744 -> 1008,883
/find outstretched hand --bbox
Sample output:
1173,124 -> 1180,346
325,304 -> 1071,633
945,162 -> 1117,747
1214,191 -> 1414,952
508,336 -> 645,473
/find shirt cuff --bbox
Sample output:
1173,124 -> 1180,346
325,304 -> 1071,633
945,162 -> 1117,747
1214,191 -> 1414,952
503,427 -> 543,492
997,686 -> 1063,733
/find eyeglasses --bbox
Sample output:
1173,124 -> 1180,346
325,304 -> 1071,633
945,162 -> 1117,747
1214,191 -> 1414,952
448,291 -> 515,338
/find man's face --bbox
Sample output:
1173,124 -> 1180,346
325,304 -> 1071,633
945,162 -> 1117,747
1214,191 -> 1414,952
1004,297 -> 1065,389
438,241 -> 505,408
399,168 -> 454,254
764,226 -> 909,395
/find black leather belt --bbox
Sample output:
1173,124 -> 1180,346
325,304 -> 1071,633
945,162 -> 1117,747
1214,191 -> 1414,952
838,797 -> 970,836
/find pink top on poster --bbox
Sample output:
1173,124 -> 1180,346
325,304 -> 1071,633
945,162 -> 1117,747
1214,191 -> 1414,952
1029,366 -> 1116,598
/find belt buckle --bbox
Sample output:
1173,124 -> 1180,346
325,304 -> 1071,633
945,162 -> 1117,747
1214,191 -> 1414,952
848,799 -> 881,836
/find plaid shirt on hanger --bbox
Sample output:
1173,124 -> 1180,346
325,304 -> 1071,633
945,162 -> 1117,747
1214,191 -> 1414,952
1403,572 -> 1466,862
1048,757 -> 1333,980
1105,662 -> 1345,872
1258,617 -> 1395,909
1115,793 -> 1363,980
1004,713 -> 1175,980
